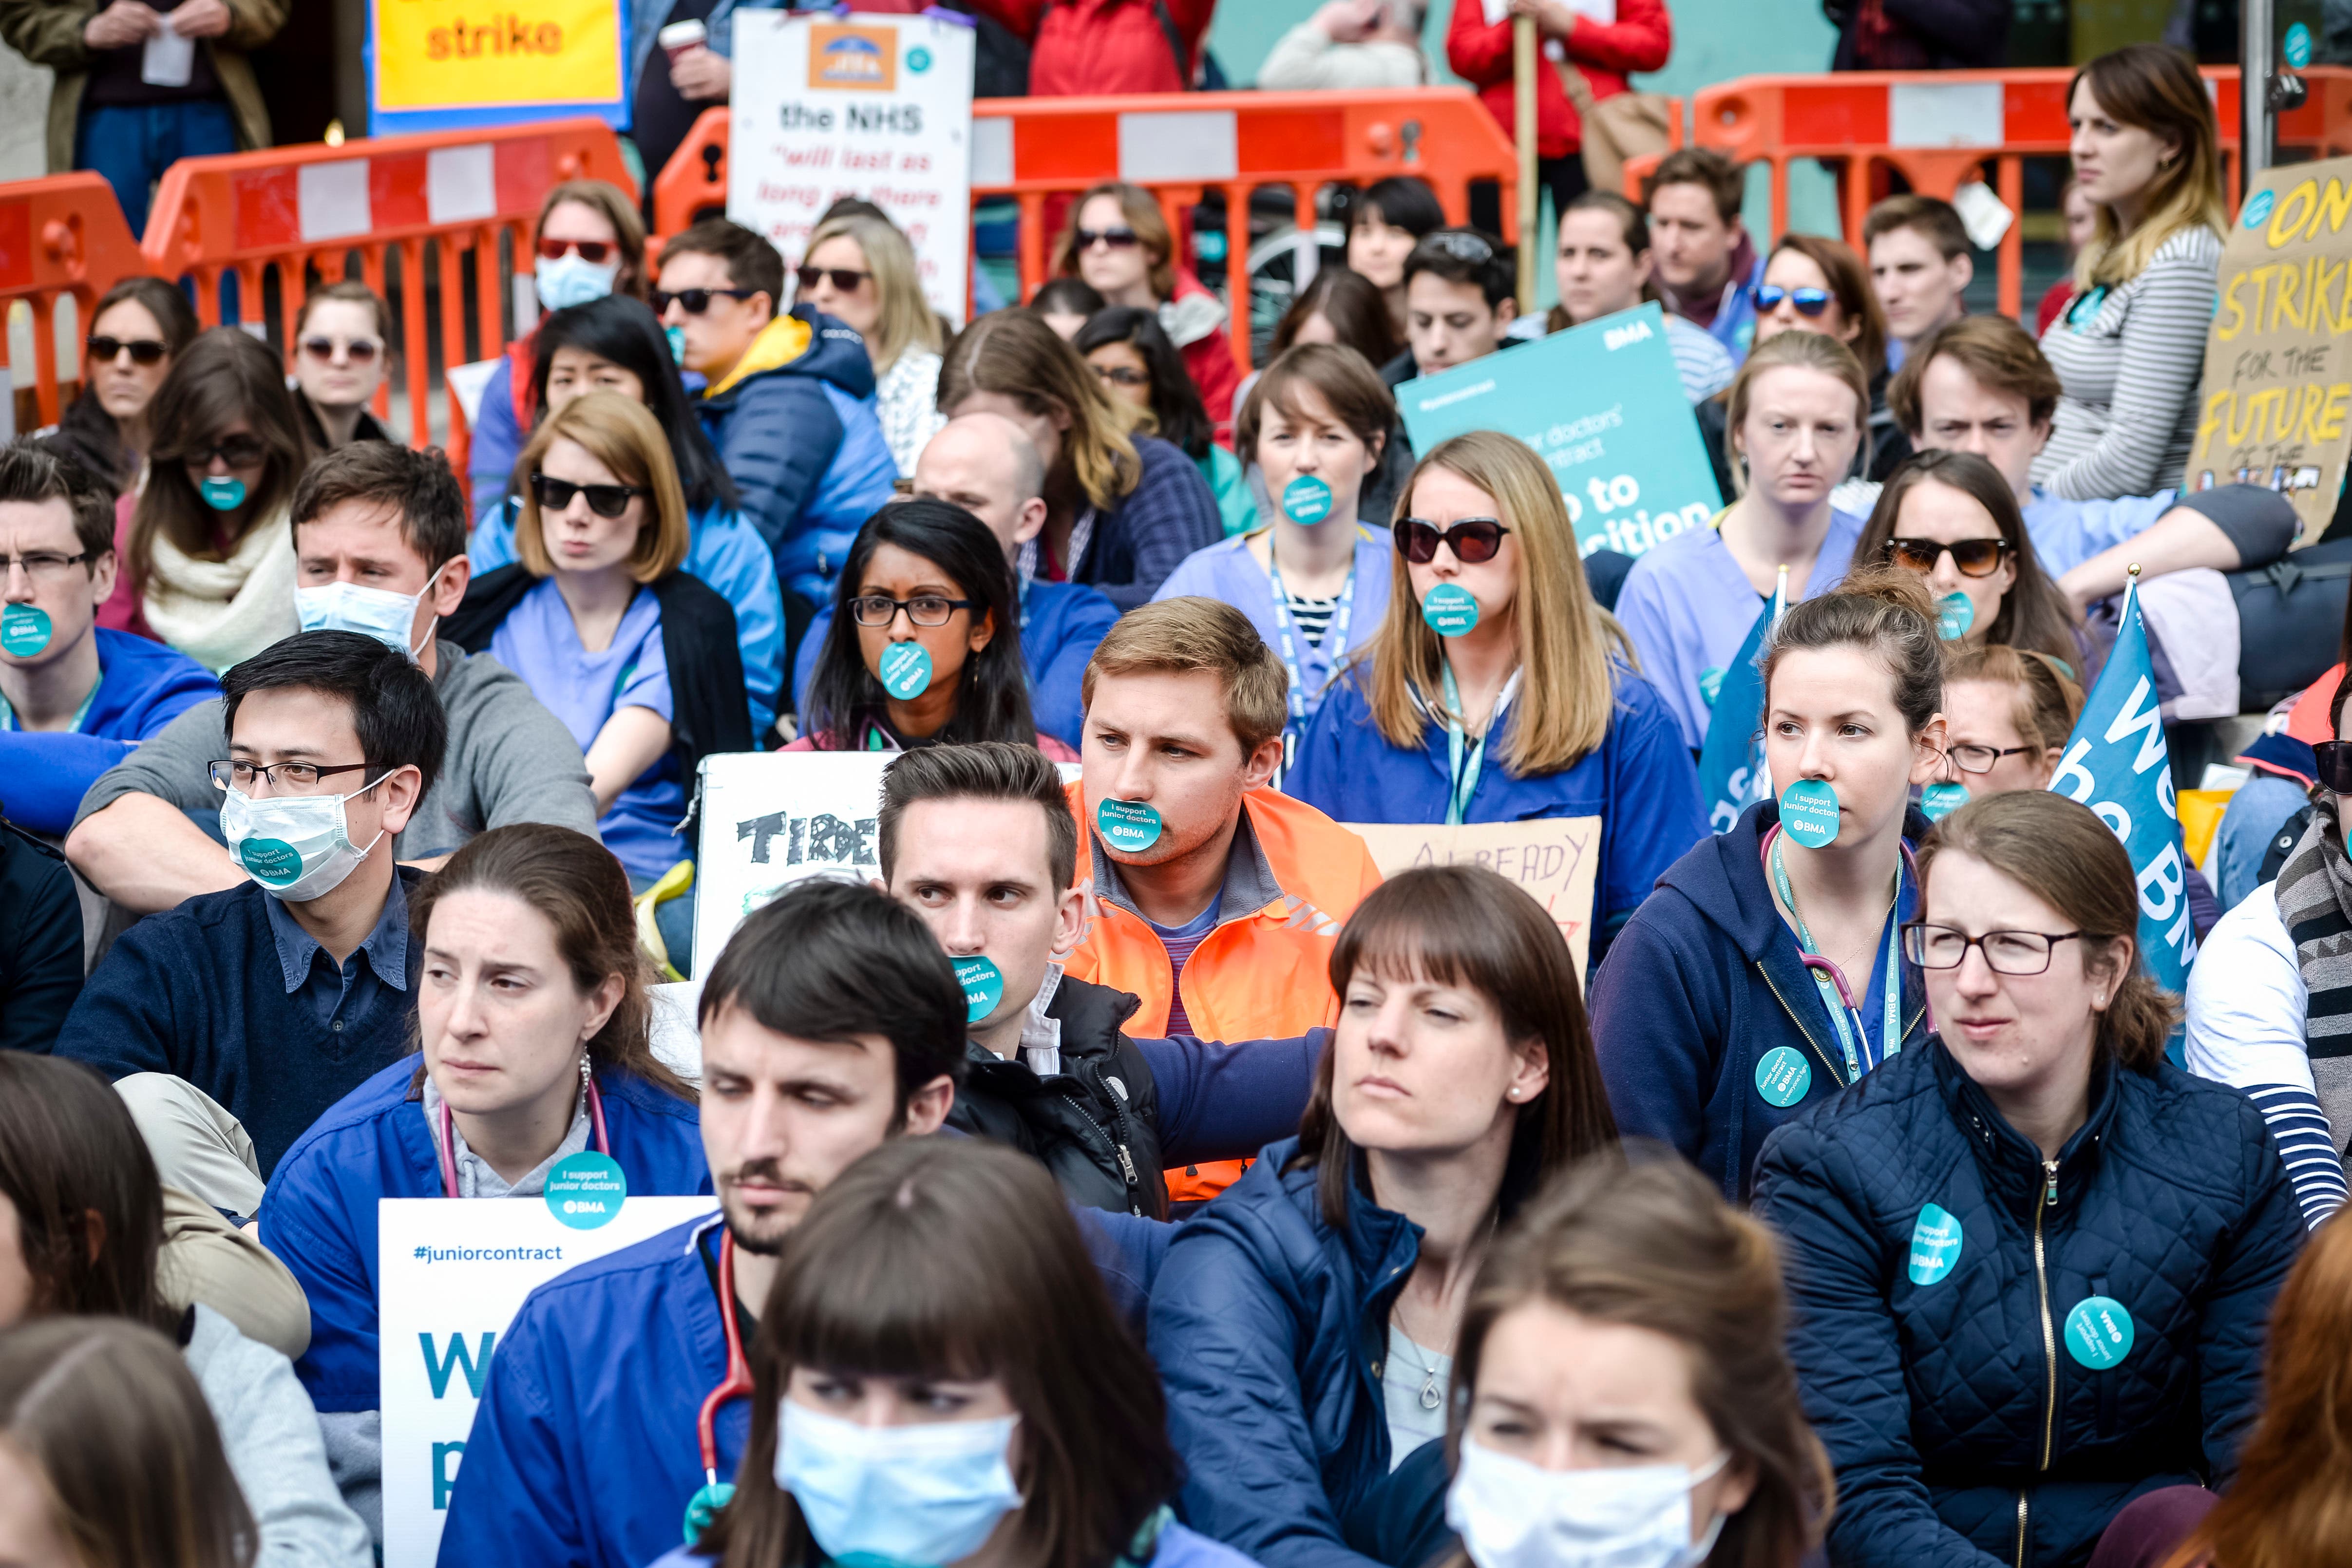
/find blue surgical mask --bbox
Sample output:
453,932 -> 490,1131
1446,1438 -> 1728,1568
774,1399 -> 1021,1568
536,251 -> 621,313
294,562 -> 446,661
218,775 -> 390,903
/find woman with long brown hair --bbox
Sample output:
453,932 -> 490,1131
52,275 -> 201,488
1049,180 -> 1240,431
1151,864 -> 1621,1568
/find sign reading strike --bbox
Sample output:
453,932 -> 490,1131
2184,155 -> 2352,547
728,11 -> 976,324
1344,818 -> 1601,982
369,0 -> 626,132
379,1195 -> 717,1568
1397,304 -> 1722,560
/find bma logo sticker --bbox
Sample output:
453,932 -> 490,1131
2065,1296 -> 2135,1369
810,23 -> 896,89
545,1152 -> 627,1229
239,838 -> 303,886
1907,1203 -> 1964,1285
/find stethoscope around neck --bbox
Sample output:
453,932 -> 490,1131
432,1063 -> 610,1199
1765,825 -> 1925,1069
684,1229 -> 755,1542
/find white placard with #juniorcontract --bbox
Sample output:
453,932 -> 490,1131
728,11 -> 974,323
379,1196 -> 716,1568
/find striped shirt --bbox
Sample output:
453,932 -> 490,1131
1284,592 -> 1338,649
1665,314 -> 1737,404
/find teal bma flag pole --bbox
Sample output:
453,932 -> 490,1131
2047,567 -> 2197,1065
1696,566 -> 1787,834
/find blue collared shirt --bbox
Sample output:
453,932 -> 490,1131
260,872 -> 411,1037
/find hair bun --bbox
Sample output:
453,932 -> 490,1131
1832,562 -> 1940,623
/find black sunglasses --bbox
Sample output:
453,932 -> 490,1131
796,265 -> 872,292
300,335 -> 381,363
1887,537 -> 2012,577
652,286 -> 759,316
1754,285 -> 1832,316
2317,740 -> 2352,793
1076,227 -> 1140,249
87,335 -> 169,365
531,472 -> 647,518
184,436 -> 268,468
1393,517 -> 1510,565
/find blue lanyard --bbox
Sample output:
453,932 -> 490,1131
1264,549 -> 1355,726
1767,827 -> 1905,1084
1439,662 -> 1504,827
0,681 -> 98,734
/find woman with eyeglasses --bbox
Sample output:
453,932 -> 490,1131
790,500 -> 1074,757
97,328 -> 308,673
1744,234 -> 1911,485
443,393 -> 751,971
1286,431 -> 1704,965
795,211 -> 948,477
1050,182 -> 1241,433
54,277 -> 200,490
1077,305 -> 1254,537
1753,788 -> 2302,1568
1592,568 -> 1943,1201
468,179 -> 648,516
291,282 -> 395,451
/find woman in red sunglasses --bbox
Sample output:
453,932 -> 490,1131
290,282 -> 395,451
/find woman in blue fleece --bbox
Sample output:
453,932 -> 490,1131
1286,431 -> 1705,965
1589,567 -> 1947,1201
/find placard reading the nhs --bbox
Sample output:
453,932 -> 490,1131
728,11 -> 975,323
379,1196 -> 717,1568
1397,304 -> 1722,560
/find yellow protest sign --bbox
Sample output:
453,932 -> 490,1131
1343,817 -> 1601,982
373,0 -> 623,120
2185,155 -> 2352,547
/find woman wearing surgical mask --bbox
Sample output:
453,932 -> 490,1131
658,1138 -> 1254,1568
1286,432 -> 1705,967
99,328 -> 309,673
792,501 -> 1073,756
1591,569 -> 1944,1202
1753,790 -> 2302,1568
468,180 -> 648,517
1150,865 -> 1621,1568
443,394 -> 751,976
291,283 -> 396,450
52,276 -> 200,489
258,823 -> 707,1538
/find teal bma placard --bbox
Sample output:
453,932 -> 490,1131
1395,303 -> 1723,562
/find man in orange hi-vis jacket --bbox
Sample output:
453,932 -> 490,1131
1064,597 -> 1384,1206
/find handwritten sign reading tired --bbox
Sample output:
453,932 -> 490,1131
1343,817 -> 1601,982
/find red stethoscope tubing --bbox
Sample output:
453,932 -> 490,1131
698,1231 -> 754,1483
1761,826 -> 1927,1050
435,1074 -> 611,1199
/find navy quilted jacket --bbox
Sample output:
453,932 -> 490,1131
1753,1038 -> 2302,1568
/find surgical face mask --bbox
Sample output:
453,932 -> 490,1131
1446,1436 -> 1729,1568
536,251 -> 621,313
218,775 -> 391,902
295,562 -> 446,660
774,1399 -> 1021,1568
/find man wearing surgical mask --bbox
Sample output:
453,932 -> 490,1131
67,443 -> 601,914
53,630 -> 443,1219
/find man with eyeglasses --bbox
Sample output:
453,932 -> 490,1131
653,218 -> 897,652
54,630 -> 444,1220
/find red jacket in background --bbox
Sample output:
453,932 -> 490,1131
1166,268 -> 1240,436
968,0 -> 1216,94
1445,0 -> 1671,160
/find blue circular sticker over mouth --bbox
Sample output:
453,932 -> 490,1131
1697,665 -> 1725,709
1754,1045 -> 1812,1106
666,323 -> 688,363
1936,591 -> 1975,642
238,837 -> 303,886
0,603 -> 53,658
954,955 -> 1004,1022
199,475 -> 248,511
546,1150 -> 627,1229
1919,780 -> 1969,822
1779,778 -> 1842,848
1421,582 -> 1479,637
877,641 -> 933,700
1907,1202 -> 1964,1285
1281,474 -> 1334,525
2064,1295 -> 2135,1369
1096,797 -> 1163,853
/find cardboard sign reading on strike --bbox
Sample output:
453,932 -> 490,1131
728,11 -> 975,324
2184,156 -> 2352,547
379,1196 -> 717,1568
1343,817 -> 1601,981
1397,305 -> 1721,561
369,0 -> 626,132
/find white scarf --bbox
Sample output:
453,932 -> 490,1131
142,507 -> 299,673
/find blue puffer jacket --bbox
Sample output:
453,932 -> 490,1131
1753,1039 -> 2303,1568
1147,1137 -> 1419,1568
697,305 -> 900,606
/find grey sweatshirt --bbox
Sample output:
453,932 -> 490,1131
184,1304 -> 373,1568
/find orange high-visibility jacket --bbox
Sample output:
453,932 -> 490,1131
1063,781 -> 1384,1202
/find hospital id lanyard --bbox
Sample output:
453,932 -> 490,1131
1265,552 -> 1355,726
1441,661 -> 1518,827
434,1074 -> 609,1198
1766,826 -> 1904,1085
685,1231 -> 756,1543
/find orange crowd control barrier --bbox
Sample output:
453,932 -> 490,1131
0,174 -> 151,435
139,118 -> 636,472
1659,66 -> 2352,319
655,88 -> 1521,375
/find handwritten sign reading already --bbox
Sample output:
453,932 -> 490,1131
369,0 -> 626,131
1344,817 -> 1601,981
2185,156 -> 2352,547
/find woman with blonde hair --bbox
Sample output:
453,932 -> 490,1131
2037,43 -> 2227,501
937,309 -> 1221,608
1050,181 -> 1240,430
796,210 -> 948,475
1287,430 -> 1705,963
444,393 -> 750,968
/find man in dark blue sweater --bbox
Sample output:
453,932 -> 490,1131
52,629 -> 448,1218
